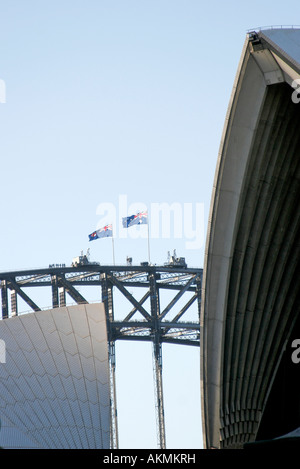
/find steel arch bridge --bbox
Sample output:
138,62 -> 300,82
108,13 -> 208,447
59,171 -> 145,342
0,263 -> 202,449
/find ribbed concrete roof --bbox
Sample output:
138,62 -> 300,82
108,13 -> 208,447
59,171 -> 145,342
0,304 -> 110,449
200,28 -> 300,449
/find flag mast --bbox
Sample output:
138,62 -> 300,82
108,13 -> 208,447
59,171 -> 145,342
147,213 -> 151,264
112,226 -> 116,266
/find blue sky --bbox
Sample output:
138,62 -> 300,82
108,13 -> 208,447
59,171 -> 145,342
0,0 -> 299,449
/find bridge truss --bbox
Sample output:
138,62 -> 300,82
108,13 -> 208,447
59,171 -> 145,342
0,264 -> 202,449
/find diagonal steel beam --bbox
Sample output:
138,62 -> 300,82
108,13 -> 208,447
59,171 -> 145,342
124,291 -> 150,321
7,278 -> 41,312
171,293 -> 197,323
109,275 -> 151,321
57,275 -> 88,305
159,275 -> 196,320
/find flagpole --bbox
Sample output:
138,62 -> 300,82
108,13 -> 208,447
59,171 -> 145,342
112,227 -> 116,266
147,214 -> 151,264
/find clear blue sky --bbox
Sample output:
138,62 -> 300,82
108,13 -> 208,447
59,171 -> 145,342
0,0 -> 299,449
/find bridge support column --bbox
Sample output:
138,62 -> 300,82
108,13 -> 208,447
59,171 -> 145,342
101,273 -> 119,449
149,273 -> 166,449
11,289 -> 18,316
1,280 -> 8,319
59,287 -> 66,307
51,275 -> 59,308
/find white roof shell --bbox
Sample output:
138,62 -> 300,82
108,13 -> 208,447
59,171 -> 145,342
0,303 -> 110,449
200,28 -> 300,449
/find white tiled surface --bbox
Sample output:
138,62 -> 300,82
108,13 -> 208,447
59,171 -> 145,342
0,303 -> 110,449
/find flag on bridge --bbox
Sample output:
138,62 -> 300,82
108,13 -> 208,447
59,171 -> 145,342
88,224 -> 113,241
122,211 -> 148,228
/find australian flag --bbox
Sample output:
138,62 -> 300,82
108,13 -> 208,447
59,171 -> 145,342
122,211 -> 148,228
88,224 -> 113,241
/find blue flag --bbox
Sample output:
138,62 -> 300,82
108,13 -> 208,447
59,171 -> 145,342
89,224 -> 113,241
122,211 -> 148,228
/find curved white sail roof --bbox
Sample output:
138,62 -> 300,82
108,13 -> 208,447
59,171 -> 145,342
0,303 -> 110,449
201,28 -> 300,449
